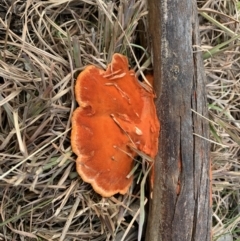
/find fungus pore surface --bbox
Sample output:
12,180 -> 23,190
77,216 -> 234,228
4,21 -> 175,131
71,53 -> 160,197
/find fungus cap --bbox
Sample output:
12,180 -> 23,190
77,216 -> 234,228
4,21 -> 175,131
71,53 -> 159,197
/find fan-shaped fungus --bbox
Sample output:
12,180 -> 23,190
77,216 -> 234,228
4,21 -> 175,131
71,53 -> 159,197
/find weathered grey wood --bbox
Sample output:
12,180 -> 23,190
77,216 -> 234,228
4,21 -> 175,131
145,0 -> 211,240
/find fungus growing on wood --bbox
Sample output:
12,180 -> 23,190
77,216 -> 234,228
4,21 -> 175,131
71,53 -> 160,197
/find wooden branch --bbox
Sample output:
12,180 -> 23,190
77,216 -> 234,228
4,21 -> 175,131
145,0 -> 212,240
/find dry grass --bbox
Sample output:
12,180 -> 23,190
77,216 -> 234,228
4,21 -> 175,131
0,1 -> 149,240
0,0 -> 240,240
199,0 -> 240,240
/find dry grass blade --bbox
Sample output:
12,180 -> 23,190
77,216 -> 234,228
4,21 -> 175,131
59,194 -> 81,240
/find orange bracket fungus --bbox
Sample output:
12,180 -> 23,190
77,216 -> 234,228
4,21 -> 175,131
71,53 -> 160,197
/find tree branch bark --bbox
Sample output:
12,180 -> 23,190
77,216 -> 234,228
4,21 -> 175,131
145,1 -> 211,240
